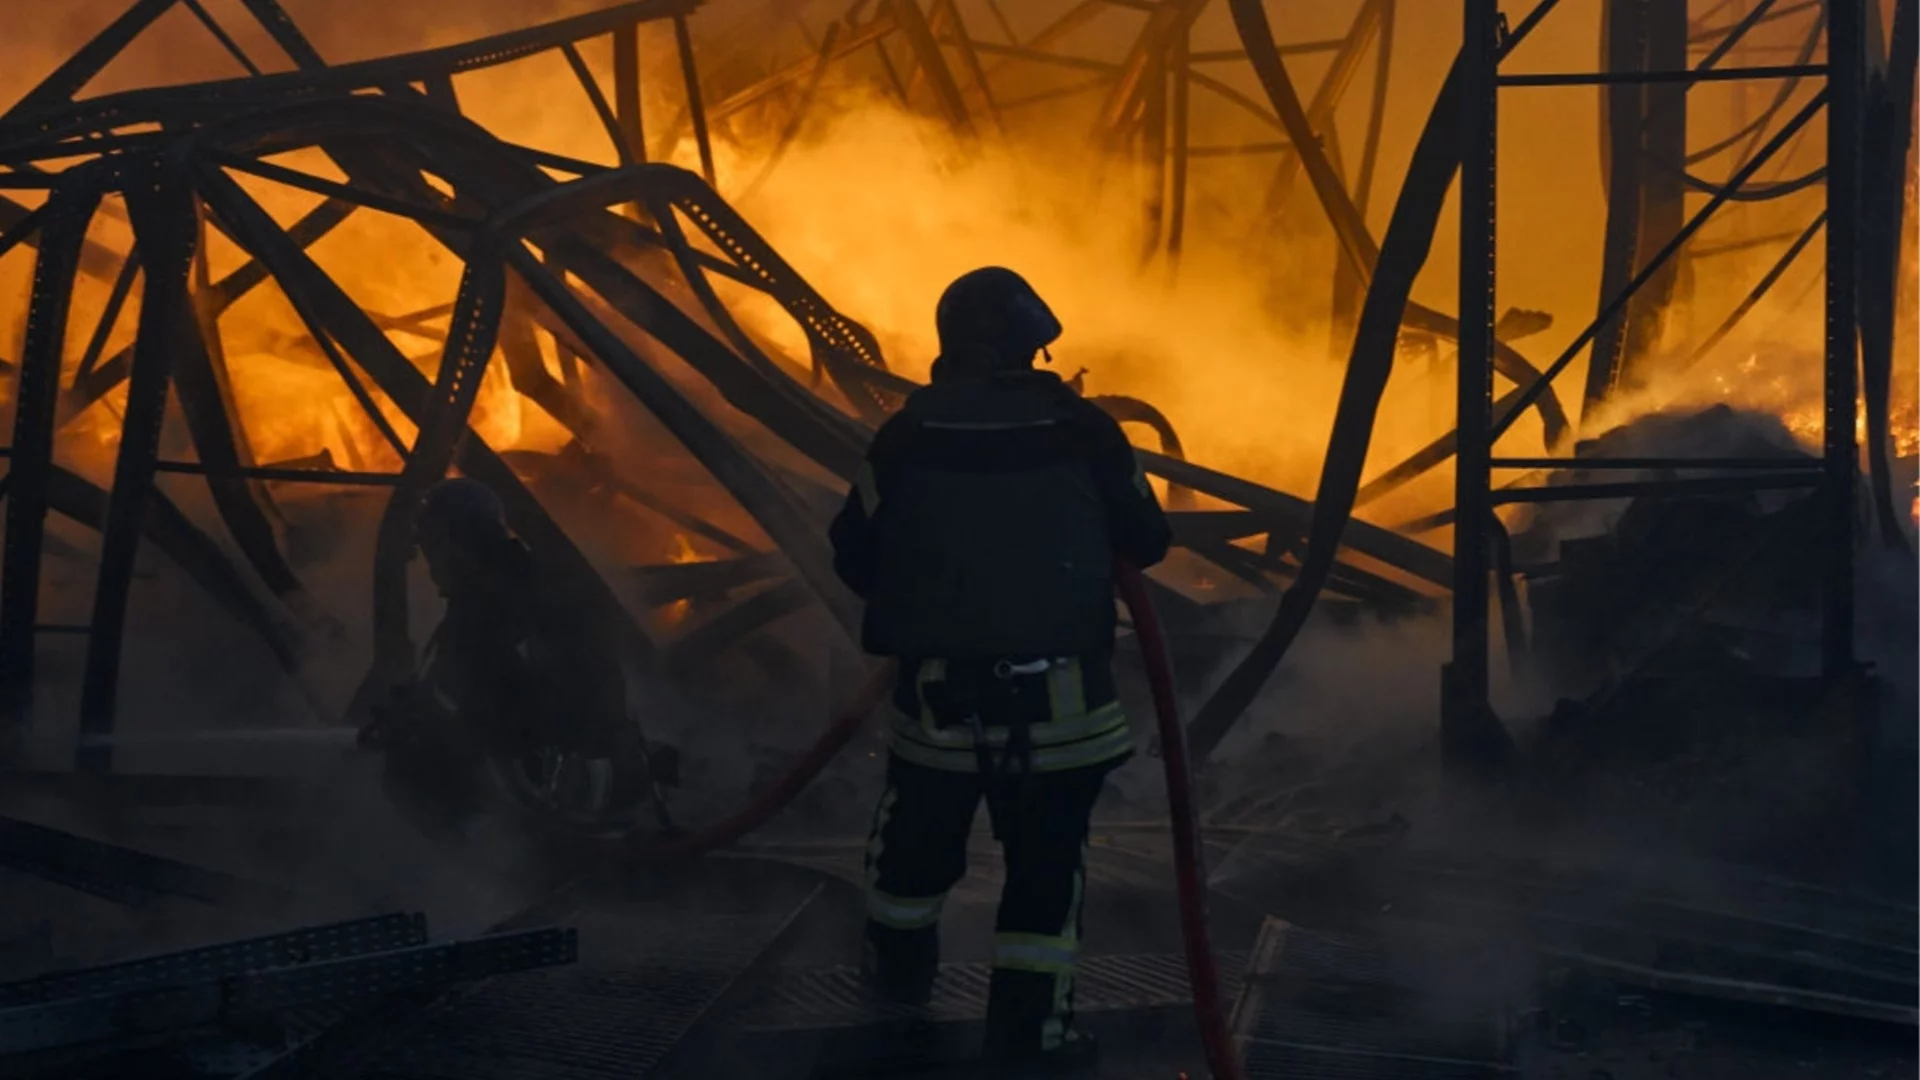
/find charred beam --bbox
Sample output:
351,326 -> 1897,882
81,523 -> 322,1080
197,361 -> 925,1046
0,174 -> 104,716
673,14 -> 719,185
77,157 -> 201,771
614,25 -> 648,163
3,0 -> 177,117
0,0 -> 702,147
1182,1 -> 1565,764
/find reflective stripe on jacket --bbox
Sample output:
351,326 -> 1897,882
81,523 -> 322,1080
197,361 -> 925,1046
884,656 -> 1135,774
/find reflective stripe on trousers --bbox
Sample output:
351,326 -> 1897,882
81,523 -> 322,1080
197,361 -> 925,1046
864,784 -> 950,930
863,755 -> 1112,1053
993,848 -> 1085,1051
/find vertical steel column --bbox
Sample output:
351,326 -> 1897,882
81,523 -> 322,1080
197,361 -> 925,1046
1822,0 -> 1862,678
1142,46 -> 1168,257
77,159 -> 197,773
614,25 -> 647,164
1167,24 -> 1191,259
1447,0 -> 1499,763
892,0 -> 975,135
0,179 -> 104,720
673,13 -> 717,186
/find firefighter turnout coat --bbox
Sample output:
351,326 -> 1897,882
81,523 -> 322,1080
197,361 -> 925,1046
828,368 -> 1173,775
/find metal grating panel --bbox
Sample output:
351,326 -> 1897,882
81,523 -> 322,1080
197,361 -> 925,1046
1242,1039 -> 1514,1079
231,928 -> 576,1014
0,928 -> 573,1057
1240,1004 -> 1507,1064
735,951 -> 1248,1032
0,914 -> 427,1007
332,896 -> 816,1079
1256,924 -> 1392,985
1396,856 -> 1920,1024
732,835 -> 1184,905
1230,919 -> 1511,1080
0,813 -> 289,908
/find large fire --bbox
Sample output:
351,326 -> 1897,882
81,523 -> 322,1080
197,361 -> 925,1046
1,0 -> 1915,570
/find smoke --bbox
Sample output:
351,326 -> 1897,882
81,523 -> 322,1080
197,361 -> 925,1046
0,0 -> 1911,989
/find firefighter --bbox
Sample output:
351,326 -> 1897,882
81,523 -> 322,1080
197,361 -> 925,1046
362,478 -> 667,837
829,267 -> 1172,1072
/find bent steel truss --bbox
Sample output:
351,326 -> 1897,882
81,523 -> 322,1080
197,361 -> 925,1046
0,0 -> 1906,771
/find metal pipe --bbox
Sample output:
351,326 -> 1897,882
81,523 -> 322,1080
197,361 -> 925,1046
1167,24 -> 1191,259
1491,456 -> 1818,470
1490,89 -> 1831,442
933,0 -> 1003,132
1497,63 -> 1826,86
1490,472 -> 1824,504
1823,0 -> 1863,678
1141,43 -> 1167,256
892,0 -> 974,133
77,160 -> 194,772
150,462 -> 403,486
673,13 -> 717,185
1450,0 -> 1499,764
562,42 -> 630,166
181,0 -> 263,76
73,249 -> 139,388
0,178 -> 102,715
207,150 -> 479,229
614,25 -> 648,163
1682,211 -> 1825,370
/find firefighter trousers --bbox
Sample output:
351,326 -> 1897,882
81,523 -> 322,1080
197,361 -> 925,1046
862,751 -> 1119,1055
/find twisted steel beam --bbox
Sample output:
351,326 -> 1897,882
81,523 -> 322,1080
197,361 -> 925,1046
0,170 -> 107,712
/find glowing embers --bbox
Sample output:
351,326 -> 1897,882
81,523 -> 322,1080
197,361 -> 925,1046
662,532 -> 701,631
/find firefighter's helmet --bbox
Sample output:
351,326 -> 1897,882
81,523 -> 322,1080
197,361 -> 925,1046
934,267 -> 1062,370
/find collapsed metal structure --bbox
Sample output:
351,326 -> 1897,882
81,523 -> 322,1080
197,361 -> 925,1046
0,10 -> 1913,1077
0,0 -> 1910,781
1445,0 -> 1912,759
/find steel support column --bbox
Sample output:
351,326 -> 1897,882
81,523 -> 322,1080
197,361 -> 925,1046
614,25 -> 648,163
0,179 -> 104,721
1822,0 -> 1862,678
1167,24 -> 1191,259
1447,0 -> 1499,767
673,13 -> 718,185
76,158 -> 199,773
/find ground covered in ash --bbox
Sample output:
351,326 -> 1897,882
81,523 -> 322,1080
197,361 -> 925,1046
0,411 -> 1912,1080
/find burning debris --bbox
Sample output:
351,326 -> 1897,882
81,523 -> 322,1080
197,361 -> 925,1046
0,1 -> 1912,1077
0,0 -> 1503,788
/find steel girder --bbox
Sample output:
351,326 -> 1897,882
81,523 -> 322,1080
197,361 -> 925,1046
1859,0 -> 1918,549
1823,0 -> 1866,679
0,0 -> 703,151
73,155 -> 203,770
177,94 -> 875,714
1180,2 -> 1566,763
0,0 -> 1541,770
0,171 -> 104,714
188,144 -> 670,706
1230,0 -> 1571,447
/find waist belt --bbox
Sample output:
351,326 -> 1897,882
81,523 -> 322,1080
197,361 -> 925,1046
917,656 -> 1078,839
918,658 -> 1065,730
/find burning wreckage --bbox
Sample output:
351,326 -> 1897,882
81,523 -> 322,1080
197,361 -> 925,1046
0,0 -> 1912,1078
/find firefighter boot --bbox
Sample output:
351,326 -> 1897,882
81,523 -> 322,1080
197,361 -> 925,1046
981,968 -> 1099,1073
862,922 -> 938,1006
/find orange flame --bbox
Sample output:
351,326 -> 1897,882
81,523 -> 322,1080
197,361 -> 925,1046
661,532 -> 700,631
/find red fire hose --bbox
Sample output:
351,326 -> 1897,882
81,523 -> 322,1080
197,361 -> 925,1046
621,565 -> 1242,1078
1116,560 -> 1246,1080
624,658 -> 897,863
